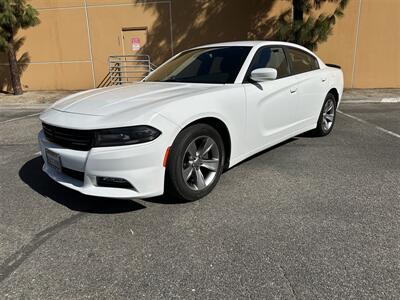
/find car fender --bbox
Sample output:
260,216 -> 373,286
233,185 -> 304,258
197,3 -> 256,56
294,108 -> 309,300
157,85 -> 247,165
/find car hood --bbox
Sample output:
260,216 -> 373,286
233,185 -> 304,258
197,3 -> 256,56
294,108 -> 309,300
51,82 -> 222,116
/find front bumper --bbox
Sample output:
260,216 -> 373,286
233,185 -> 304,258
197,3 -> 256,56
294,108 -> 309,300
38,130 -> 168,199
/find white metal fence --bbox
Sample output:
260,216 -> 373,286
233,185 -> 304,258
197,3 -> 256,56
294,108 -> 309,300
108,54 -> 157,85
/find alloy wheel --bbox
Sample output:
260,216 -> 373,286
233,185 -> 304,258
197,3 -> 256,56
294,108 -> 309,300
322,98 -> 335,132
182,136 -> 220,191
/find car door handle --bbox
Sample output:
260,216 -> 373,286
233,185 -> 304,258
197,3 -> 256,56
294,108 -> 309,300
321,78 -> 327,82
290,87 -> 297,94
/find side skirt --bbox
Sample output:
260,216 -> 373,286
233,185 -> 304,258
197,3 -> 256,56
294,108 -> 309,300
228,123 -> 316,168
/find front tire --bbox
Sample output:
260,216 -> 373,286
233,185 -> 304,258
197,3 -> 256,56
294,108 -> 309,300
165,124 -> 225,202
311,93 -> 337,137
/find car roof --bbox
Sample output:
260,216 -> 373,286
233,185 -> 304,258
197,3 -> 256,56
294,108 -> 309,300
192,40 -> 322,64
194,41 -> 301,49
193,41 -> 315,56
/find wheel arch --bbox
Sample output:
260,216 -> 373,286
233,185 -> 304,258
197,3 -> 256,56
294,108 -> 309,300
181,117 -> 232,170
328,88 -> 339,106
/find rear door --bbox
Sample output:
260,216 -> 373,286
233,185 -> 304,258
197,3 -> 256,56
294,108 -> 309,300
285,47 -> 327,126
243,46 -> 299,151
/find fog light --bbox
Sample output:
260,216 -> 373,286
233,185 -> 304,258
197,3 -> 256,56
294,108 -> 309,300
97,177 -> 134,189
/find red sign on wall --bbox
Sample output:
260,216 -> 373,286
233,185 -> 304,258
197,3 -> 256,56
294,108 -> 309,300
132,37 -> 141,51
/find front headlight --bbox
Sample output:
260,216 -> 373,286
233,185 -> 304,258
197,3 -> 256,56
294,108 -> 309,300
94,126 -> 161,147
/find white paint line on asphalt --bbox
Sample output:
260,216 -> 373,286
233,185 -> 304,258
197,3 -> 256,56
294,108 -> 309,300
338,110 -> 400,139
341,98 -> 400,104
0,113 -> 40,124
341,100 -> 380,103
381,98 -> 400,103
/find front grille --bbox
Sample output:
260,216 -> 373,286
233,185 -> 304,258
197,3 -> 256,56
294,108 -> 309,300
43,123 -> 93,151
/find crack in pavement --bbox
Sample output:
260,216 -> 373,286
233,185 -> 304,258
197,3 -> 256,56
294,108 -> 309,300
0,144 -> 39,147
278,264 -> 298,300
0,213 -> 85,283
0,113 -> 41,124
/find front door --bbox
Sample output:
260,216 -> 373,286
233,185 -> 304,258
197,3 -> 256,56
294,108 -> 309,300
244,46 -> 299,151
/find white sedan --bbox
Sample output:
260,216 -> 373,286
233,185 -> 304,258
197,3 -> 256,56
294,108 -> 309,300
38,41 -> 343,201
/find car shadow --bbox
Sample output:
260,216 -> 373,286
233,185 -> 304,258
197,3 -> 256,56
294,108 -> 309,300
20,136 -> 308,208
297,131 -> 318,138
145,195 -> 187,205
19,157 -> 146,214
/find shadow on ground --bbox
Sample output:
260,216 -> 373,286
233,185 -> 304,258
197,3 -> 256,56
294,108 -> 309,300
19,137 -> 304,209
19,157 -> 146,214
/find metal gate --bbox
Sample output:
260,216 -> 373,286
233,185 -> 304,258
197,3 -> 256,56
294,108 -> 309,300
108,54 -> 157,85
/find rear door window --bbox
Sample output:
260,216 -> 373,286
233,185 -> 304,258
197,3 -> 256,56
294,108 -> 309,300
286,47 -> 319,75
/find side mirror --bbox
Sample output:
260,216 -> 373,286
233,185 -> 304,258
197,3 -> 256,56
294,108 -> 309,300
250,68 -> 277,82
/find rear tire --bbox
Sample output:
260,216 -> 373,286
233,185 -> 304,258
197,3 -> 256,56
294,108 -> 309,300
311,93 -> 337,137
165,124 -> 225,202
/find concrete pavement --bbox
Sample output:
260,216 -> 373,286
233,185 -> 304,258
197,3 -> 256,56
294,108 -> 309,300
0,101 -> 399,299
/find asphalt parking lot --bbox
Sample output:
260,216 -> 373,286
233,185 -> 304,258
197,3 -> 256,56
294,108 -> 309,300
0,102 -> 399,299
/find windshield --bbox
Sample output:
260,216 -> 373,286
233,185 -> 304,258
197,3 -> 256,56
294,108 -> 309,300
145,46 -> 252,84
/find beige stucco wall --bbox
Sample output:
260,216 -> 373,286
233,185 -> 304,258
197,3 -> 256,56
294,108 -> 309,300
316,0 -> 400,88
0,0 -> 399,90
351,0 -> 400,88
0,0 -> 172,90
